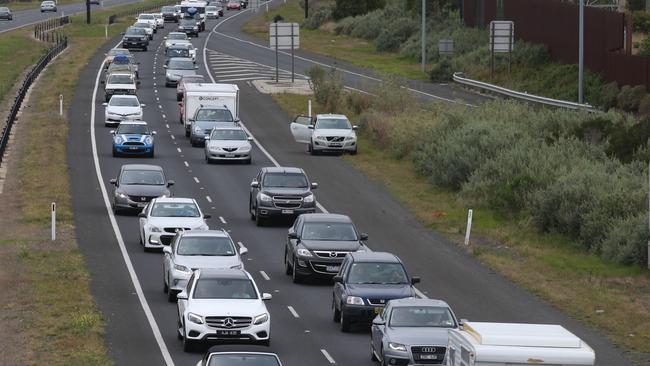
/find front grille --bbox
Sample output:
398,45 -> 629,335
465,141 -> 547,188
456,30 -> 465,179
160,235 -> 174,246
111,89 -> 134,95
272,196 -> 302,209
222,147 -> 237,152
164,227 -> 191,233
326,136 -> 345,142
411,346 -> 446,364
204,316 -> 252,329
367,298 -> 388,306
128,195 -> 156,202
313,251 -> 348,258
123,141 -> 144,146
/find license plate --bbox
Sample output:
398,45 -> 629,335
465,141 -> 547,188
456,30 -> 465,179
281,209 -> 294,214
420,355 -> 438,360
129,147 -> 139,150
326,265 -> 340,272
373,306 -> 384,314
329,143 -> 343,147
216,330 -> 240,336
225,154 -> 235,157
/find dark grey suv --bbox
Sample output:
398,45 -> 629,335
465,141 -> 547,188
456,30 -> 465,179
285,213 -> 368,283
110,164 -> 174,214
249,167 -> 317,226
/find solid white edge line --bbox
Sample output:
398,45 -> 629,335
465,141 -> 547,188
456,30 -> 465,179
287,305 -> 299,318
90,43 -> 174,365
320,349 -> 336,364
206,6 -> 430,298
259,270 -> 270,281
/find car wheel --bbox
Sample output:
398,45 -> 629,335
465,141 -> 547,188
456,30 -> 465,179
291,256 -> 302,283
163,271 -> 169,293
148,148 -> 154,158
340,310 -> 351,332
371,346 -> 378,361
190,139 -> 197,147
332,299 -> 341,322
185,129 -> 190,137
167,288 -> 176,302
350,147 -> 358,155
284,249 -> 292,275
143,46 -> 148,51
249,200 -> 256,221
307,143 -> 313,153
182,324 -> 196,352
177,316 -> 183,340
244,158 -> 251,165
255,208 -> 264,227
112,148 -> 118,157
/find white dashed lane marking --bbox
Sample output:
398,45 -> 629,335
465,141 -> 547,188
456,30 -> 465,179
176,147 -> 182,153
206,196 -> 212,203
183,161 -> 189,167
259,271 -> 270,281
321,349 -> 336,364
193,177 -> 200,183
287,306 -> 300,318
218,216 -> 226,224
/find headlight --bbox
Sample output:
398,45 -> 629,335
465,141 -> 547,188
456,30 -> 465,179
345,135 -> 356,141
166,72 -> 172,78
296,248 -> 312,257
144,136 -> 153,145
209,144 -> 221,152
188,312 -> 204,324
346,296 -> 364,305
239,146 -> 250,152
194,126 -> 202,133
159,194 -> 168,198
114,136 -> 123,144
141,36 -> 147,41
388,342 -> 407,352
253,313 -> 269,325
174,264 -> 191,273
193,26 -> 198,30
115,192 -> 126,198
194,223 -> 209,230
303,194 -> 314,203
149,226 -> 162,232
259,193 -> 271,202
315,135 -> 327,141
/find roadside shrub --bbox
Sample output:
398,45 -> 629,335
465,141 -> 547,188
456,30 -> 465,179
601,213 -> 649,266
640,36 -> 650,57
429,58 -> 453,82
511,41 -> 549,66
617,85 -> 646,112
592,81 -> 619,110
345,92 -> 373,115
639,94 -> 650,116
303,4 -> 334,30
628,0 -> 647,11
375,18 -> 418,52
350,9 -> 384,40
334,16 -> 357,35
306,65 -> 344,111
632,10 -> 650,32
333,0 -> 386,20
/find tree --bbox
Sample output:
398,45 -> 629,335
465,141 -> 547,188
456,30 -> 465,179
332,0 -> 386,19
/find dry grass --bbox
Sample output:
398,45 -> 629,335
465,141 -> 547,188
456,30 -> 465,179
270,92 -> 650,364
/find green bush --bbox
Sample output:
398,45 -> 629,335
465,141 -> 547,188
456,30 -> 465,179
303,4 -> 334,30
429,58 -> 453,82
349,9 -> 384,39
332,0 -> 386,20
592,81 -> 619,110
334,16 -> 357,35
511,41 -> 549,66
601,213 -> 650,266
640,36 -> 650,57
307,65 -> 344,111
628,0 -> 646,11
631,10 -> 650,32
639,94 -> 650,116
617,85 -> 646,112
375,17 -> 418,52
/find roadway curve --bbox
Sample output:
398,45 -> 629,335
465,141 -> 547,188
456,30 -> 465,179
0,0 -> 145,34
67,5 -> 632,366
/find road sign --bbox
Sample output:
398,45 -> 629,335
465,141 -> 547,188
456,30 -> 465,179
269,22 -> 299,50
489,20 -> 514,53
439,39 -> 453,55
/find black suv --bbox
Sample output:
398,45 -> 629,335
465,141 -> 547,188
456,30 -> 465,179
121,27 -> 149,51
332,252 -> 420,332
249,167 -> 317,226
285,213 -> 368,283
161,6 -> 178,22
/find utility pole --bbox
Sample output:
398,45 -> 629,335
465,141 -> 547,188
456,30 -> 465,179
86,0 -> 91,24
421,0 -> 426,73
578,0 -> 584,104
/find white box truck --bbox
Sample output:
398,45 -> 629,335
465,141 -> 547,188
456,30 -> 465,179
447,322 -> 595,366
181,83 -> 239,136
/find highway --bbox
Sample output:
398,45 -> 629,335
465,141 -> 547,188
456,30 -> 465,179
0,0 -> 143,34
66,3 -> 631,365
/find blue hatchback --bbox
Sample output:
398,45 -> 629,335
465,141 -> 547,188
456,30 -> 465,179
111,121 -> 156,157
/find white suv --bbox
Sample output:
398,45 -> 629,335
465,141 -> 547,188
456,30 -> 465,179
163,230 -> 248,301
138,198 -> 210,250
137,13 -> 158,32
290,114 -> 358,155
177,269 -> 272,352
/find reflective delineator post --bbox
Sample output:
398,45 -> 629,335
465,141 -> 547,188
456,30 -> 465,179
308,99 -> 312,117
59,94 -> 63,116
51,202 -> 56,241
464,209 -> 473,246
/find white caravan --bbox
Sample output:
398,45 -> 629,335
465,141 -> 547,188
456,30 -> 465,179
181,83 -> 239,135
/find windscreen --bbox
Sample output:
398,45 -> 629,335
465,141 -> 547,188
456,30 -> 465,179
177,237 -> 236,256
116,124 -> 148,135
134,22 -> 150,28
389,306 -> 456,328
347,262 -> 409,284
180,19 -> 197,26
125,28 -> 146,36
301,222 -> 357,241
108,74 -> 133,84
151,202 -> 200,217
168,59 -> 194,70
263,173 -> 308,188
315,118 -> 351,130
120,170 -> 164,185
208,354 -> 280,366
0,7 -> 9,11
193,279 -> 257,299
210,129 -> 247,140
109,97 -> 140,107
139,14 -> 154,19
195,109 -> 233,122
167,48 -> 190,58
168,33 -> 187,40
162,6 -> 175,11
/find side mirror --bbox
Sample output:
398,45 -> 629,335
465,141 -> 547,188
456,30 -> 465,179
137,80 -> 141,85
162,246 -> 172,255
310,182 -> 318,190
152,131 -> 157,135
250,181 -> 259,188
140,103 -> 146,107
307,125 -> 314,129
120,32 -> 125,35
203,214 -> 212,219
459,318 -> 468,328
100,80 -> 105,84
411,276 -> 421,285
167,180 -> 175,187
102,102 -> 108,106
247,137 -> 253,141
138,212 -> 147,218
262,293 -> 272,300
352,125 -> 358,130
333,276 -> 343,283
239,247 -> 248,255
234,118 -> 241,123
372,317 -> 386,326
194,66 -> 199,69
177,291 -> 188,300
109,130 -> 115,135
163,65 -> 168,68
359,233 -> 368,241
288,232 -> 298,240
164,36 -> 168,39
109,178 -> 117,185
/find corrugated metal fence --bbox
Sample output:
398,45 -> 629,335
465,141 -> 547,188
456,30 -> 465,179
463,0 -> 650,91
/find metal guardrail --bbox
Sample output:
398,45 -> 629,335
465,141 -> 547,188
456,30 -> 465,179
452,72 -> 596,111
0,20 -> 68,164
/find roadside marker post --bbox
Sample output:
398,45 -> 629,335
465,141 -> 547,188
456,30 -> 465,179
308,99 -> 312,117
59,94 -> 63,116
51,202 -> 56,241
269,22 -> 300,83
464,209 -> 473,246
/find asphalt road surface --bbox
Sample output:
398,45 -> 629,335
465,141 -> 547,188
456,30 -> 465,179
0,0 -> 145,34
67,4 -> 632,366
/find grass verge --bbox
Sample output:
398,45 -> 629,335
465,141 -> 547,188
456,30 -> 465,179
270,92 -> 650,364
0,0 -> 172,364
0,28 -> 47,107
242,0 -> 427,80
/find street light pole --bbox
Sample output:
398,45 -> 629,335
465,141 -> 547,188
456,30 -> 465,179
421,0 -> 426,73
578,0 -> 584,104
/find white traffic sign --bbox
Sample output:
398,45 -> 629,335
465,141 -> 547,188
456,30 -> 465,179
489,20 -> 514,53
269,22 -> 299,50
